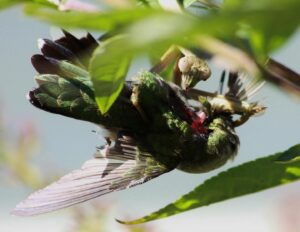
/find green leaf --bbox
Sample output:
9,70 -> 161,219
24,4 -> 166,31
178,0 -> 219,8
25,1 -> 300,58
136,0 -> 161,8
276,150 -> 300,164
119,144 -> 300,224
223,0 -> 300,58
0,0 -> 52,10
24,0 -> 300,98
0,0 -> 30,10
223,0 -> 299,10
89,38 -> 131,114
87,13 -> 195,111
177,0 -> 197,8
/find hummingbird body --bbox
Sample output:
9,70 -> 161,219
13,32 -> 262,216
30,65 -> 239,173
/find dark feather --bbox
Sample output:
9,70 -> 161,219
31,55 -> 62,75
40,38 -> 78,62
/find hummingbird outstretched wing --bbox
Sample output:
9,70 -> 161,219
12,134 -> 171,216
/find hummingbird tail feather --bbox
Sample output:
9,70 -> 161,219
38,30 -> 98,68
28,72 -> 102,124
12,135 -> 169,216
28,32 -> 144,129
27,31 -> 102,123
226,72 -> 265,101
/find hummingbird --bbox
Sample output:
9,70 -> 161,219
12,31 -> 265,216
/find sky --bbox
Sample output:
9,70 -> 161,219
0,5 -> 300,232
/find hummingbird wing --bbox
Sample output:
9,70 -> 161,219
12,135 -> 171,216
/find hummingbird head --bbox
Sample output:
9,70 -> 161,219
178,55 -> 211,90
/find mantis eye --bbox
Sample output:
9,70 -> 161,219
178,56 -> 192,73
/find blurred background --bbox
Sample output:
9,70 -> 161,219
0,5 -> 300,232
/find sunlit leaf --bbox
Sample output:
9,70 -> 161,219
24,1 -> 300,57
178,0 -> 219,8
223,0 -> 300,58
22,0 -> 300,101
179,0 -> 197,7
89,37 -> 131,114
88,13 -> 195,112
276,152 -> 300,164
50,0 -> 99,12
0,0 -> 24,10
24,4 -> 166,31
0,0 -> 35,10
196,36 -> 260,77
136,0 -> 160,8
119,144 -> 300,224
223,0 -> 299,10
0,0 -> 53,10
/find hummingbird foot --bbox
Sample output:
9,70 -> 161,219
233,112 -> 252,127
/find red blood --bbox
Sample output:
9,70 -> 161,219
185,108 -> 208,134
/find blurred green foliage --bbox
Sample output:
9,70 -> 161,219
0,116 -> 43,189
1,0 -> 299,112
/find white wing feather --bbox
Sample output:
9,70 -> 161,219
12,158 -> 136,216
12,136 -> 169,216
